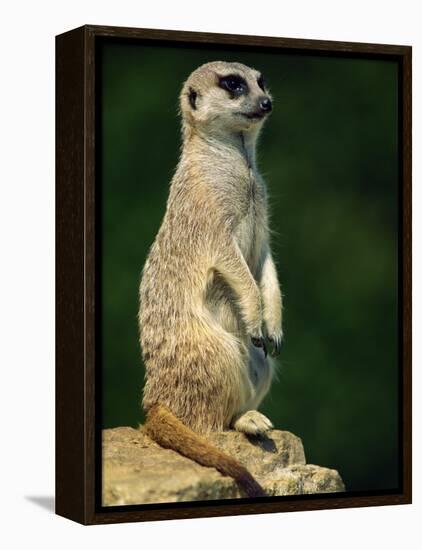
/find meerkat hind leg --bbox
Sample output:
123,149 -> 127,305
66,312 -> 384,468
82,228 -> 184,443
232,344 -> 275,436
233,410 -> 273,436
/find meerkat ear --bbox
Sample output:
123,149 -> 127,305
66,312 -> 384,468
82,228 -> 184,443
188,87 -> 198,110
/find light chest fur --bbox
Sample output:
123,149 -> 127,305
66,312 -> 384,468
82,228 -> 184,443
187,136 -> 268,277
234,166 -> 268,277
201,148 -> 268,340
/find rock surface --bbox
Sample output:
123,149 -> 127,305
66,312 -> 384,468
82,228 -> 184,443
103,426 -> 345,506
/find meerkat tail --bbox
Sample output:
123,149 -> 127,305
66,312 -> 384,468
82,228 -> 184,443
144,404 -> 267,498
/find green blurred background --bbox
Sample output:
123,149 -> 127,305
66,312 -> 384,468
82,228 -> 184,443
100,41 -> 399,493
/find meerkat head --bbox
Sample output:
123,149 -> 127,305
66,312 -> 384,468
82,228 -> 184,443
180,61 -> 273,140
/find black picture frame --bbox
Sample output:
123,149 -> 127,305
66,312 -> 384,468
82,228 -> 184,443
56,24 -> 412,525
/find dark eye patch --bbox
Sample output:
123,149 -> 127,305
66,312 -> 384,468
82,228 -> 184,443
218,74 -> 248,98
257,74 -> 266,92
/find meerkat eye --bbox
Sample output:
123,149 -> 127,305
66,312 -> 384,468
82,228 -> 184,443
218,74 -> 248,97
257,74 -> 266,92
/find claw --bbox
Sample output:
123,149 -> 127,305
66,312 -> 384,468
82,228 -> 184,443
251,336 -> 267,357
269,334 -> 283,356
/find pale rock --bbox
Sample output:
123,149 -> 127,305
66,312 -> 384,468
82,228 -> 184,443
102,426 -> 345,506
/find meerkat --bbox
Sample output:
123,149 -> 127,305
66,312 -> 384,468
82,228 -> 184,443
139,61 -> 283,498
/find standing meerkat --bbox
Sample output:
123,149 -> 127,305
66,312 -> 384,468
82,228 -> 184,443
139,61 -> 283,497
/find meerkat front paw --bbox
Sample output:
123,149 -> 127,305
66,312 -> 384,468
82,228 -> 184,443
267,330 -> 283,356
233,410 -> 274,436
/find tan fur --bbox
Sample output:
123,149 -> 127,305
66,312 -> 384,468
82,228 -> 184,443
139,62 -> 283,497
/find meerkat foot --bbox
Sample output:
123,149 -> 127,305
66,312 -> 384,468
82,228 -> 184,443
233,410 -> 273,436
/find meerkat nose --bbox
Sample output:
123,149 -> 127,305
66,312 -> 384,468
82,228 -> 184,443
259,97 -> 272,113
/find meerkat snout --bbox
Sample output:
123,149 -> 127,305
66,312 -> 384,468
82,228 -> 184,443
259,97 -> 272,113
